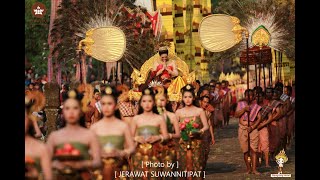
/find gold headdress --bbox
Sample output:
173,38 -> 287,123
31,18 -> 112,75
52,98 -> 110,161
105,86 -> 113,95
159,46 -> 168,51
156,41 -> 171,51
68,90 -> 77,99
186,84 -> 192,90
144,88 -> 151,95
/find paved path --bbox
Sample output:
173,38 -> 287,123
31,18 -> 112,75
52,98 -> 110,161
205,118 -> 295,180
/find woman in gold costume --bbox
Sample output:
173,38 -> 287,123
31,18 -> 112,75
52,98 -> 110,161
175,84 -> 209,180
155,86 -> 180,176
25,95 -> 52,180
90,86 -> 135,180
46,89 -> 101,180
131,88 -> 169,180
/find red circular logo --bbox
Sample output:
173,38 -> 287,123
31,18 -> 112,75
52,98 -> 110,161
31,2 -> 47,18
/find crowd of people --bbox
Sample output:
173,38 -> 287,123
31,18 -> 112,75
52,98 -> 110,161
25,76 -> 237,180
25,75 -> 295,180
25,48 -> 295,180
235,82 -> 295,174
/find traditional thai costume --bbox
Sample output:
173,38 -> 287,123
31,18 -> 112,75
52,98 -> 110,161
258,99 -> 271,154
131,126 -> 163,180
236,101 -> 261,153
177,116 -> 205,180
53,142 -> 92,180
161,115 -> 177,179
98,135 -> 129,180
267,100 -> 282,153
203,110 -> 212,169
278,94 -> 290,146
287,96 -> 295,139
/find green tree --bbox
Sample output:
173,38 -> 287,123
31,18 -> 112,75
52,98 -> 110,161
25,0 -> 51,76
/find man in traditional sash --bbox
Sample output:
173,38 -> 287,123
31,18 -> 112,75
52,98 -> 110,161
222,80 -> 231,126
200,95 -> 215,168
278,87 -> 291,151
256,89 -> 272,168
235,89 -> 262,174
213,82 -> 226,128
284,86 -> 295,149
262,89 -> 283,159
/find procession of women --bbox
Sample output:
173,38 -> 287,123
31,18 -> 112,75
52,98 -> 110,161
26,0 -> 294,179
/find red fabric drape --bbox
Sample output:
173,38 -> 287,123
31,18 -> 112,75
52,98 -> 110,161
146,11 -> 159,36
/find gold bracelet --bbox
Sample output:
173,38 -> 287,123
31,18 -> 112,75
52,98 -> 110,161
200,129 -> 204,134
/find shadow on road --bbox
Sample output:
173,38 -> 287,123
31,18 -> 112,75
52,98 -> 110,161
205,162 -> 238,175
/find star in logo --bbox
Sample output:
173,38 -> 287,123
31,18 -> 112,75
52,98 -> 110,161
34,6 -> 44,15
31,2 -> 46,18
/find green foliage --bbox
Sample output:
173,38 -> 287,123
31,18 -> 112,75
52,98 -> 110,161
181,131 -> 189,141
180,118 -> 200,141
25,0 -> 50,75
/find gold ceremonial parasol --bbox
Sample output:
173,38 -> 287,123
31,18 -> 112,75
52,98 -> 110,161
199,14 -> 247,52
78,27 -> 126,62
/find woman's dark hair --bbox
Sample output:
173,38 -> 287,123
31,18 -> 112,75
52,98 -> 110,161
200,95 -> 210,101
253,86 -> 263,94
94,89 -> 100,94
138,88 -> 159,114
274,82 -> 284,92
159,49 -> 169,56
100,86 -> 121,119
181,84 -> 198,107
198,86 -> 209,97
244,89 -> 253,96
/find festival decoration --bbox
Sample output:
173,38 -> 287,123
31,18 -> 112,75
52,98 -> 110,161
199,14 -> 247,52
78,27 -> 126,63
